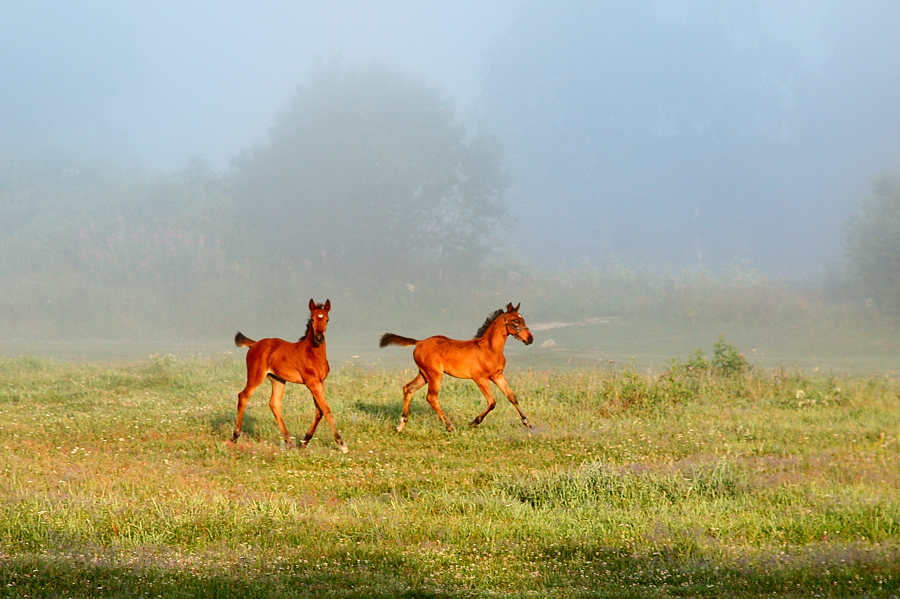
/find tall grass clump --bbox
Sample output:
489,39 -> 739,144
496,458 -> 745,510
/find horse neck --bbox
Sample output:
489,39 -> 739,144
482,315 -> 509,351
299,322 -> 324,350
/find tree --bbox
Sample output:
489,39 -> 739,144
230,62 -> 507,282
847,170 -> 900,315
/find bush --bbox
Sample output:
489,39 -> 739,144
711,335 -> 748,376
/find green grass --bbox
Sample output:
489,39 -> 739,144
1,353 -> 899,597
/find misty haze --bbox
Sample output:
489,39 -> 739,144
2,1 -> 899,373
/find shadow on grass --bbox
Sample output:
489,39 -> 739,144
0,555 -> 449,599
352,399 -> 432,422
208,410 -> 261,440
3,545 -> 899,599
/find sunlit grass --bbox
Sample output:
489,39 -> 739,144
1,354 -> 899,597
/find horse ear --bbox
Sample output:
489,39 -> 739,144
324,299 -> 331,311
309,298 -> 316,311
514,303 -> 521,312
506,303 -> 514,312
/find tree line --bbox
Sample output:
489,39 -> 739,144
0,63 -> 509,337
1,61 -> 898,343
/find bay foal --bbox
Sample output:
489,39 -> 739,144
232,299 -> 348,452
380,303 -> 534,433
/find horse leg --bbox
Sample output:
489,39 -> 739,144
423,371 -> 454,432
232,368 -> 266,442
397,372 -> 426,432
306,380 -> 349,453
300,403 -> 323,447
469,377 -> 497,427
492,373 -> 533,430
267,378 -> 295,448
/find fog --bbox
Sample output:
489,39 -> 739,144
1,1 -> 513,170
2,1 -> 900,366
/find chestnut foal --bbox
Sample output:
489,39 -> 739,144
232,299 -> 348,452
380,303 -> 534,433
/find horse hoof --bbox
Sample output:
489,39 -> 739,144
339,445 -> 350,454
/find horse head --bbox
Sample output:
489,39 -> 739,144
505,302 -> 533,345
308,298 -> 331,345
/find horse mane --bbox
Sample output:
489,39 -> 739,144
474,308 -> 505,339
300,318 -> 313,341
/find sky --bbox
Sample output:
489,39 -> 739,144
3,1 -> 900,274
2,1 -> 515,171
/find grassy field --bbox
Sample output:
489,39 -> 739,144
1,348 -> 899,598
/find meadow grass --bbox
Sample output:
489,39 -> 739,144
1,352 -> 899,597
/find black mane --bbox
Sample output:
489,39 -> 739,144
300,318 -> 313,341
474,308 -> 504,339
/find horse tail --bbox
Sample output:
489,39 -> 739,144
379,333 -> 418,348
235,332 -> 256,348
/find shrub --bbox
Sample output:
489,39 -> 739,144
711,336 -> 748,376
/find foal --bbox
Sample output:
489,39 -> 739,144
380,303 -> 534,432
232,299 -> 348,452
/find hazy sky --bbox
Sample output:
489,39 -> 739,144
4,1 -> 899,273
2,1 -> 515,171
2,1 -> 839,172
